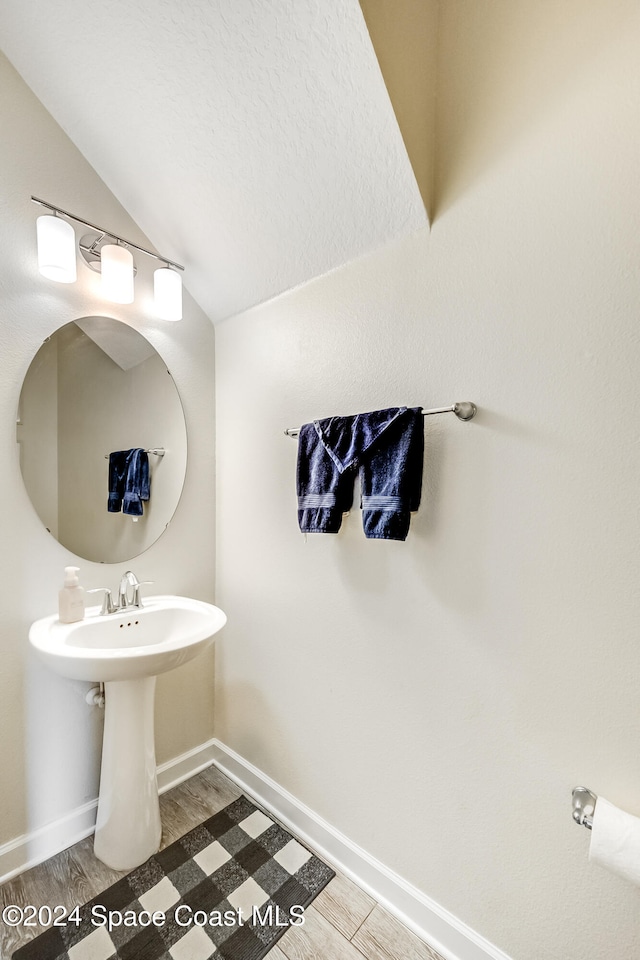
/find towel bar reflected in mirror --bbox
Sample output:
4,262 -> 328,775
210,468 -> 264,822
103,448 -> 166,459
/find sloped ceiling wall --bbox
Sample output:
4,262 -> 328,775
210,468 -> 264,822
0,0 -> 427,323
359,0 -> 438,217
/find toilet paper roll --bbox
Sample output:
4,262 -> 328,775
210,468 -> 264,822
589,796 -> 640,886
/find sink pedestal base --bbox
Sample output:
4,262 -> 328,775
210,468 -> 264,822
94,677 -> 162,871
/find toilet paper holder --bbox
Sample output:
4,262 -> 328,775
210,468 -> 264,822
572,786 -> 598,830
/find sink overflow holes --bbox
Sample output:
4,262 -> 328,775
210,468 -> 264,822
119,621 -> 140,628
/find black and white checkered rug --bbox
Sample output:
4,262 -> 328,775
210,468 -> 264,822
14,795 -> 335,960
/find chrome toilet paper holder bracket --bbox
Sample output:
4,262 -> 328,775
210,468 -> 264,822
572,786 -> 598,830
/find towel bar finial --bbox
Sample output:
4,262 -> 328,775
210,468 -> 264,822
453,402 -> 477,421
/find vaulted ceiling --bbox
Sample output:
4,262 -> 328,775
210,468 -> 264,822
0,0 -> 427,323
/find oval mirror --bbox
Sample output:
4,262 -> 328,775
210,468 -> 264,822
17,316 -> 187,563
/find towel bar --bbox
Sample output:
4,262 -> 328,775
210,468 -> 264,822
104,448 -> 165,459
284,402 -> 477,438
572,786 -> 597,830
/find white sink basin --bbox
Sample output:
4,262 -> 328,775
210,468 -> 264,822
29,594 -> 226,682
29,594 -> 226,872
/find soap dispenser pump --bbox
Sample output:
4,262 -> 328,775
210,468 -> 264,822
58,566 -> 85,624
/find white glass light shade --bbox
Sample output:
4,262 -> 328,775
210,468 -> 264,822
36,215 -> 77,283
101,244 -> 134,304
154,267 -> 183,321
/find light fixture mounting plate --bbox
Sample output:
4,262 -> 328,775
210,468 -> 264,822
79,234 -> 137,275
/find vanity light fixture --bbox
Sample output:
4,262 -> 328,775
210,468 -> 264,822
153,265 -> 182,322
31,196 -> 184,320
36,213 -> 77,283
100,243 -> 135,304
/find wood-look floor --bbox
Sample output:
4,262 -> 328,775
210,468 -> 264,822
0,765 -> 444,960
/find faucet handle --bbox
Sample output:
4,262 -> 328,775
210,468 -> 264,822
133,580 -> 154,607
87,587 -> 116,616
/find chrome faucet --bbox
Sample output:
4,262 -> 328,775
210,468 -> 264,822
117,570 -> 152,610
88,572 -> 153,615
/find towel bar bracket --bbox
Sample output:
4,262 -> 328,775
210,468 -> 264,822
451,402 -> 477,421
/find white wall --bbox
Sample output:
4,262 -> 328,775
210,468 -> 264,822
0,53 -> 217,849
214,2 -> 640,958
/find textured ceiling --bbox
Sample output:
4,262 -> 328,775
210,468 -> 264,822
0,0 -> 426,323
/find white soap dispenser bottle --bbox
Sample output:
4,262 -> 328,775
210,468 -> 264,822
58,566 -> 85,623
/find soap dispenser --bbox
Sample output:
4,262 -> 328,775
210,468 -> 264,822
58,566 -> 85,624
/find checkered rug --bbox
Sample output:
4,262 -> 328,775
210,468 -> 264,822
14,796 -> 335,960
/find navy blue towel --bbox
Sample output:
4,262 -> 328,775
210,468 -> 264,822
108,450 -> 130,513
108,448 -> 150,516
296,407 -> 424,540
123,448 -> 150,516
296,424 -> 355,533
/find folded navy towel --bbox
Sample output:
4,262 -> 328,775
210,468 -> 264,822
296,424 -> 355,533
359,409 -> 423,540
107,448 -> 150,516
107,450 -> 130,513
296,407 -> 424,540
122,448 -> 150,516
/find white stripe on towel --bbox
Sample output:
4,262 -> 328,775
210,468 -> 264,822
361,495 -> 403,511
298,494 -> 338,509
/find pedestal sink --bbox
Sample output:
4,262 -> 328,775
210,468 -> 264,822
29,595 -> 226,871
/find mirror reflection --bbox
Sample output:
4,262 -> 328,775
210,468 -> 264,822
18,316 -> 187,563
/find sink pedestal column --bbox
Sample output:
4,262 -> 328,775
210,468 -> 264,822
94,677 -> 162,871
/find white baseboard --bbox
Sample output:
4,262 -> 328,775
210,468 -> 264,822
0,737 -> 220,887
156,736 -> 220,794
211,738 -> 513,960
0,800 -> 98,887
